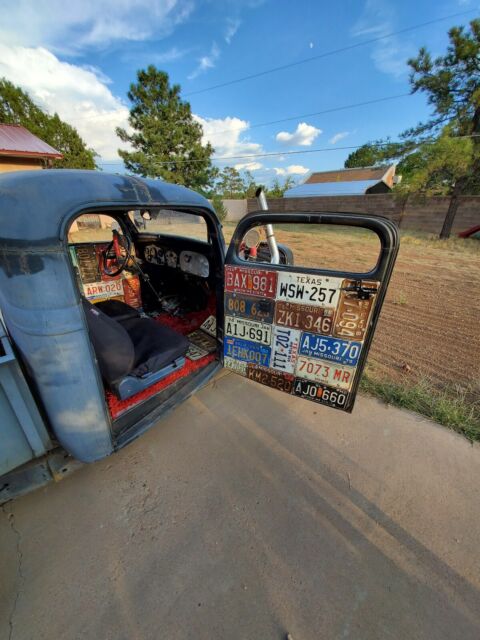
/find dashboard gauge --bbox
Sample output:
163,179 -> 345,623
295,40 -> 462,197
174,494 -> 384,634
165,249 -> 177,268
144,245 -> 164,265
179,251 -> 210,278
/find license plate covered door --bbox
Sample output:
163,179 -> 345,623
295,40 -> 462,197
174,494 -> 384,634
223,213 -> 398,413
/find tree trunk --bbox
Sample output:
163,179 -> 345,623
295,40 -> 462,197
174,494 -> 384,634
440,192 -> 460,239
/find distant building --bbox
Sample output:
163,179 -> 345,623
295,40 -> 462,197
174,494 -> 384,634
284,165 -> 399,198
0,123 -> 63,173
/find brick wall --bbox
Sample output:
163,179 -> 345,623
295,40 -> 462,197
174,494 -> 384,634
246,194 -> 480,235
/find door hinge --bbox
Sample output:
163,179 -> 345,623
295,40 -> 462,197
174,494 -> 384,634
341,280 -> 378,300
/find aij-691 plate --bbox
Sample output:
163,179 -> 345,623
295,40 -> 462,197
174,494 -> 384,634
274,300 -> 334,334
224,336 -> 271,367
292,378 -> 348,409
225,292 -> 274,323
298,333 -> 362,367
333,280 -> 379,340
276,272 -> 343,307
225,315 -> 272,346
295,355 -> 355,390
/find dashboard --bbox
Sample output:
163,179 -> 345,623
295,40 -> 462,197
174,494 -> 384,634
143,244 -> 210,278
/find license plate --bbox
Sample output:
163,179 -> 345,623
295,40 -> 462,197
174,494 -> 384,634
83,279 -> 124,301
224,337 -> 271,367
200,315 -> 217,337
247,365 -> 294,393
224,356 -> 247,375
225,315 -> 272,346
270,326 -> 301,374
295,355 -> 355,390
333,280 -> 379,340
225,293 -> 274,323
276,272 -> 343,307
292,378 -> 348,409
186,344 -> 208,361
299,333 -> 362,367
225,266 -> 277,298
188,330 -> 217,353
274,300 -> 334,334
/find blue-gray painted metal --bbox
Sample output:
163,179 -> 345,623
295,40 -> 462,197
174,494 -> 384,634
0,170 -> 215,464
284,179 -> 381,198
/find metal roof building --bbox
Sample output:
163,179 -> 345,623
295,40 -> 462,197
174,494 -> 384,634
0,123 -> 63,173
284,165 -> 397,198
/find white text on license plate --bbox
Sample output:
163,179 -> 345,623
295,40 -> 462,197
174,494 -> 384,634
225,315 -> 272,346
295,355 -> 354,390
276,272 -> 343,308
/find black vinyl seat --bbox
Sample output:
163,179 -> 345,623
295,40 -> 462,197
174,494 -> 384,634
94,298 -> 141,323
81,298 -> 189,400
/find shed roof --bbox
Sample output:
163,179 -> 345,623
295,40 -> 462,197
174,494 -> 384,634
0,124 -> 63,159
305,165 -> 392,184
284,180 -> 384,198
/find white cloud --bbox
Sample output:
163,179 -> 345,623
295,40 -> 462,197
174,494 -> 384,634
193,115 -> 263,157
152,46 -> 189,63
274,165 -> 309,176
234,161 -> 263,171
188,42 -> 220,80
225,18 -> 241,44
0,0 -> 194,54
351,0 -> 415,78
276,122 -> 322,146
0,44 -> 130,160
329,131 -> 350,144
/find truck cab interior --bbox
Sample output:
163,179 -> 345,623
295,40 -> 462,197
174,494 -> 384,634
67,207 -> 222,429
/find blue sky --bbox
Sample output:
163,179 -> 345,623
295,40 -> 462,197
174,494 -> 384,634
0,0 -> 477,185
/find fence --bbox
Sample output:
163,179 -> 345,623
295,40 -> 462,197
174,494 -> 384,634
242,194 -> 480,236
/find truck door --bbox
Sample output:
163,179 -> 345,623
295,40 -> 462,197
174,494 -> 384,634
223,212 -> 399,413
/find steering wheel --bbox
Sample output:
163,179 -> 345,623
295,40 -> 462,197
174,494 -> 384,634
101,229 -> 133,277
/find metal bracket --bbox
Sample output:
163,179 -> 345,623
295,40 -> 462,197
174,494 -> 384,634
341,280 -> 378,300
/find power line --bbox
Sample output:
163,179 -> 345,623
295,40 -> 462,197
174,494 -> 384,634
99,133 -> 479,166
184,9 -> 476,97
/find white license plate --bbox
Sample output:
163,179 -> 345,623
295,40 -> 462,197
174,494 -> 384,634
295,355 -> 355,390
276,272 -> 343,308
83,279 -> 124,301
270,326 -> 301,374
224,356 -> 247,375
225,315 -> 272,346
200,315 -> 217,337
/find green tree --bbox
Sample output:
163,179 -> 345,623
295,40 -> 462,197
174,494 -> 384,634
344,142 -> 386,168
267,176 -> 296,197
0,79 -> 97,169
116,66 -> 214,190
214,166 -> 246,198
211,193 -> 228,222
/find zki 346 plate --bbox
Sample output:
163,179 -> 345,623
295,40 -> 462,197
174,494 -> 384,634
295,355 -> 355,390
334,279 -> 379,340
225,292 -> 274,323
224,337 -> 271,367
247,364 -> 294,393
276,272 -> 343,308
274,300 -> 334,335
292,378 -> 348,409
299,332 -> 362,367
270,326 -> 301,374
225,265 -> 277,299
225,315 -> 272,346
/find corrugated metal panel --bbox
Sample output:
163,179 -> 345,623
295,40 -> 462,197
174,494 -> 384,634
305,166 -> 391,184
284,180 -> 381,198
0,124 -> 63,158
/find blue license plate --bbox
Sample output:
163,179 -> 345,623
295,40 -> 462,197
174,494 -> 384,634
224,337 -> 271,367
298,332 -> 362,366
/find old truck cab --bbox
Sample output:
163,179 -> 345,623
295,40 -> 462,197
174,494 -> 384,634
0,170 -> 398,501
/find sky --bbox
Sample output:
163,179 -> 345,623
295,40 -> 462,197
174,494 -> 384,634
0,0 -> 477,186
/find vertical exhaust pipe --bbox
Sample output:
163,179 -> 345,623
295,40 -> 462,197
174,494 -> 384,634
255,187 -> 280,265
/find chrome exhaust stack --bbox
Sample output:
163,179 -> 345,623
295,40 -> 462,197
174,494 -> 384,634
255,187 -> 280,265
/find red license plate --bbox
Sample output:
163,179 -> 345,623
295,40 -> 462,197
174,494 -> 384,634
225,266 -> 277,298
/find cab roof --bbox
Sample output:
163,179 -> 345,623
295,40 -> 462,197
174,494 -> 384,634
0,170 -> 214,245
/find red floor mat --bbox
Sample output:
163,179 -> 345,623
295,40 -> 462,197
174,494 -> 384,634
106,303 -> 217,419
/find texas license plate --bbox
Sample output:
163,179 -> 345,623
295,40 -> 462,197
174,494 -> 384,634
333,280 -> 379,340
225,315 -> 272,346
292,378 -> 348,409
274,300 -> 334,334
225,266 -> 277,298
225,292 -> 274,323
295,355 -> 355,390
270,326 -> 301,374
247,365 -> 294,393
224,337 -> 271,367
276,272 -> 343,307
298,332 -> 362,367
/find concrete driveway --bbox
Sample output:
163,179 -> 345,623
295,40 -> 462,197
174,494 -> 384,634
1,371 -> 480,640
